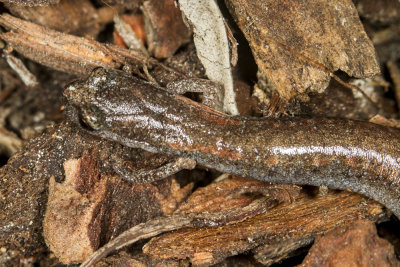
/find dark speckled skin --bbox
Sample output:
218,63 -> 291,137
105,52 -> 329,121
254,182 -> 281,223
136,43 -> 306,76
64,68 -> 400,218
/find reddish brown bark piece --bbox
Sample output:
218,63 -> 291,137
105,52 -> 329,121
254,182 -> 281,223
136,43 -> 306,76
43,151 -> 192,264
80,177 -> 298,266
142,0 -> 191,58
225,0 -> 380,101
144,190 -> 387,266
6,0 -> 115,35
177,175 -> 300,214
300,220 -> 399,267
43,157 -> 108,264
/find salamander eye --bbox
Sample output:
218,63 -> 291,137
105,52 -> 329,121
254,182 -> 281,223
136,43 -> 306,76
78,106 -> 104,131
91,67 -> 106,77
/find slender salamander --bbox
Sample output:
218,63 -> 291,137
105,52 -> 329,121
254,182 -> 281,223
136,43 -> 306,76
64,68 -> 400,218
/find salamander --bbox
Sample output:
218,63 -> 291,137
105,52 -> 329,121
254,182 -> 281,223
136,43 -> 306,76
64,68 -> 400,218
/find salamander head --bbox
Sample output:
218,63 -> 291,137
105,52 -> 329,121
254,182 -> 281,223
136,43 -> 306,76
63,67 -> 169,134
63,68 -> 115,131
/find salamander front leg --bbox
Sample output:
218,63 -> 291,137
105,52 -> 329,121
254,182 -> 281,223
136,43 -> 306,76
113,157 -> 196,184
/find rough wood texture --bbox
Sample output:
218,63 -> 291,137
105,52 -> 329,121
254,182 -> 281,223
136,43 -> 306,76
144,190 -> 387,266
0,14 -> 190,85
299,220 -> 399,266
253,237 -> 313,266
225,0 -> 380,101
6,0 -> 115,35
79,177 -> 299,266
44,150 -> 192,264
0,14 -> 149,76
176,175 -> 301,214
0,121 -> 190,259
0,14 -> 120,75
142,0 -> 191,58
44,158 -> 107,264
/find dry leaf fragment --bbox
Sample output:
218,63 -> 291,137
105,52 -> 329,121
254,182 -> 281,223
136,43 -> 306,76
225,0 -> 380,101
178,0 -> 239,114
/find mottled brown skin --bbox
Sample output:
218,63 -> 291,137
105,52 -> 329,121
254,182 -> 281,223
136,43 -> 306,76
64,68 -> 400,218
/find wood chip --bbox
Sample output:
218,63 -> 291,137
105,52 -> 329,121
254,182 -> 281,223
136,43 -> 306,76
299,220 -> 399,266
142,0 -> 191,58
0,14 -> 149,76
143,191 -> 387,266
369,114 -> 400,128
0,121 -> 191,258
176,175 -> 300,214
43,158 -> 108,264
0,14 -> 121,75
225,0 -> 380,101
6,0 -> 115,36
